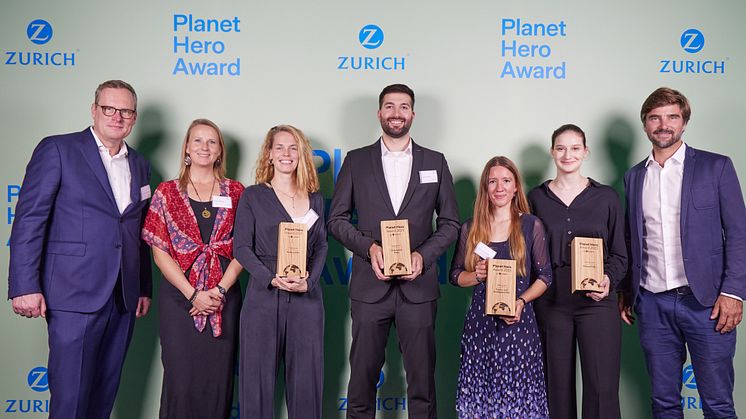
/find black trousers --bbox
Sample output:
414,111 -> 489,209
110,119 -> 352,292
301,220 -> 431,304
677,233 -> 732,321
534,268 -> 621,419
347,285 -> 438,419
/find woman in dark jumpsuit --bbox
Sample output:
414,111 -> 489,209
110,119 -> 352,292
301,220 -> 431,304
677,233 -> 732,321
527,124 -> 627,419
234,125 -> 327,419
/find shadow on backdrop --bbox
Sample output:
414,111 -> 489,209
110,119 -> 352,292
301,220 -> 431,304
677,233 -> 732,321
601,115 -> 651,417
115,105 -> 168,419
435,176 -> 477,416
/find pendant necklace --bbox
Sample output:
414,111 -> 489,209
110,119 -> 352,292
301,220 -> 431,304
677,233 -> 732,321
272,182 -> 298,209
189,177 -> 216,219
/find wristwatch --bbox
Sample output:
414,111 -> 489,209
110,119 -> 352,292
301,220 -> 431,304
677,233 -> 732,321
216,285 -> 226,295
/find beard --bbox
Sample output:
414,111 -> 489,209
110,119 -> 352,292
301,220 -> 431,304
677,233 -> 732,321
380,117 -> 412,139
647,129 -> 682,149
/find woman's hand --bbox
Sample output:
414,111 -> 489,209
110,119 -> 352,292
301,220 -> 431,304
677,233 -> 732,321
284,273 -> 310,293
587,275 -> 611,302
501,298 -> 526,325
189,290 -> 221,316
474,260 -> 488,283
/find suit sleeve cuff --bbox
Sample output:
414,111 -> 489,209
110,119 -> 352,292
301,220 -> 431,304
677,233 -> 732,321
721,292 -> 743,302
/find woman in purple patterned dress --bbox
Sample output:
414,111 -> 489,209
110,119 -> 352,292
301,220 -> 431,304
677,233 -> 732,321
449,156 -> 552,418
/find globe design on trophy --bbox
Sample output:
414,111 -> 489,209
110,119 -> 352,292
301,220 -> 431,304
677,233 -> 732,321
283,264 -> 303,276
388,262 -> 408,275
491,302 -> 511,315
581,277 -> 598,288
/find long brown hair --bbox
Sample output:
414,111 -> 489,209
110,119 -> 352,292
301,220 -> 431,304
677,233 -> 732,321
177,118 -> 227,191
465,156 -> 530,276
254,125 -> 319,193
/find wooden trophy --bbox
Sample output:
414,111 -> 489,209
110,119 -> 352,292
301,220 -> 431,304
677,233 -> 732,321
277,222 -> 307,277
571,237 -> 604,292
485,259 -> 517,316
380,219 -> 413,276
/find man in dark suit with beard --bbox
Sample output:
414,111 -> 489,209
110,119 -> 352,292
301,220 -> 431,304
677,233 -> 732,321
328,84 -> 459,419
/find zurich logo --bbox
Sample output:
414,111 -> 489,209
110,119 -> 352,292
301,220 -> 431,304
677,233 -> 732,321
680,29 -> 704,54
27,19 -> 53,45
682,364 -> 697,390
359,24 -> 384,49
27,366 -> 49,392
375,371 -> 385,389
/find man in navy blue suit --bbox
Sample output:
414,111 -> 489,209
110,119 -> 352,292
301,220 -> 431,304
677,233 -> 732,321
8,80 -> 152,419
620,87 -> 746,418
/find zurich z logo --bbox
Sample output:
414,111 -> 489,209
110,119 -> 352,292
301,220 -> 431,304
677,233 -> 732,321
359,24 -> 384,49
682,364 -> 697,390
27,19 -> 53,45
680,29 -> 704,53
27,366 -> 49,392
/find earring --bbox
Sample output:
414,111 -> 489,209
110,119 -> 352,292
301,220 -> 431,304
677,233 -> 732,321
215,158 -> 221,166
184,154 -> 192,166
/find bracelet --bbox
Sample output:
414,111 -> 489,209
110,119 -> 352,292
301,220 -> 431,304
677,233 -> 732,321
216,285 -> 226,295
188,289 -> 199,303
517,297 -> 527,305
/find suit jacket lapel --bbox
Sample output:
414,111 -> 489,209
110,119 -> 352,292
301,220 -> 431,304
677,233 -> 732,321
679,146 -> 696,241
125,145 -> 141,213
633,161 -> 646,246
79,130 -> 118,212
398,140 -> 423,214
370,139 -> 396,216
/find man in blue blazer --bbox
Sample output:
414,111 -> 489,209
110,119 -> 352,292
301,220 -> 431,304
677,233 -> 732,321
620,87 -> 746,418
8,80 -> 152,419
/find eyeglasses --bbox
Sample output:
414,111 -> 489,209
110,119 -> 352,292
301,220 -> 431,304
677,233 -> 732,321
96,104 -> 136,119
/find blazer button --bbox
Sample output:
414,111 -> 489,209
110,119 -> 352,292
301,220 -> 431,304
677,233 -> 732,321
116,244 -> 122,248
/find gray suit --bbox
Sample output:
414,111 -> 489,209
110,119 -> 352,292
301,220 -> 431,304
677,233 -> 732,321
328,138 -> 459,418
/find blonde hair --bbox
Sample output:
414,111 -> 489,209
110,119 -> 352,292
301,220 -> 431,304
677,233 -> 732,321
177,119 -> 227,191
465,156 -> 530,276
255,125 -> 319,193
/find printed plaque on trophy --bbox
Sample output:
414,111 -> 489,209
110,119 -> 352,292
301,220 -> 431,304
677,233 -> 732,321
485,259 -> 517,316
380,219 -> 413,276
277,222 -> 307,277
571,237 -> 604,292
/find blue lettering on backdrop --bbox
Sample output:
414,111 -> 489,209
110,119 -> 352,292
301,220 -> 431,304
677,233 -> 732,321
499,18 -> 567,79
172,13 -> 242,76
4,20 -> 76,68
337,24 -> 407,72
659,29 -> 726,75
7,184 -> 20,244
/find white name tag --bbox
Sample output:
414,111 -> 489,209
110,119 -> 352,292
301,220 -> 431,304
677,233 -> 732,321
140,185 -> 151,201
298,208 -> 320,230
419,170 -> 438,184
474,242 -> 497,260
212,195 -> 232,208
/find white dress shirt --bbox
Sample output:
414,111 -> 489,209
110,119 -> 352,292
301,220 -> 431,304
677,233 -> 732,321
91,127 -> 132,214
380,138 -> 412,215
641,142 -> 688,293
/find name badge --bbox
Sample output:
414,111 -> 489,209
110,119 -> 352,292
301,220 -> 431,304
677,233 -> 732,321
474,242 -> 497,260
419,170 -> 438,184
140,185 -> 151,201
212,195 -> 232,208
299,208 -> 320,230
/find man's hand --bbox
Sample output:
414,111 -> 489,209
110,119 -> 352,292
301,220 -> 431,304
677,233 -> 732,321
12,293 -> 46,318
711,295 -> 743,334
588,275 -> 611,302
369,243 -> 390,281
401,252 -> 424,281
136,297 -> 151,318
618,292 -> 635,325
